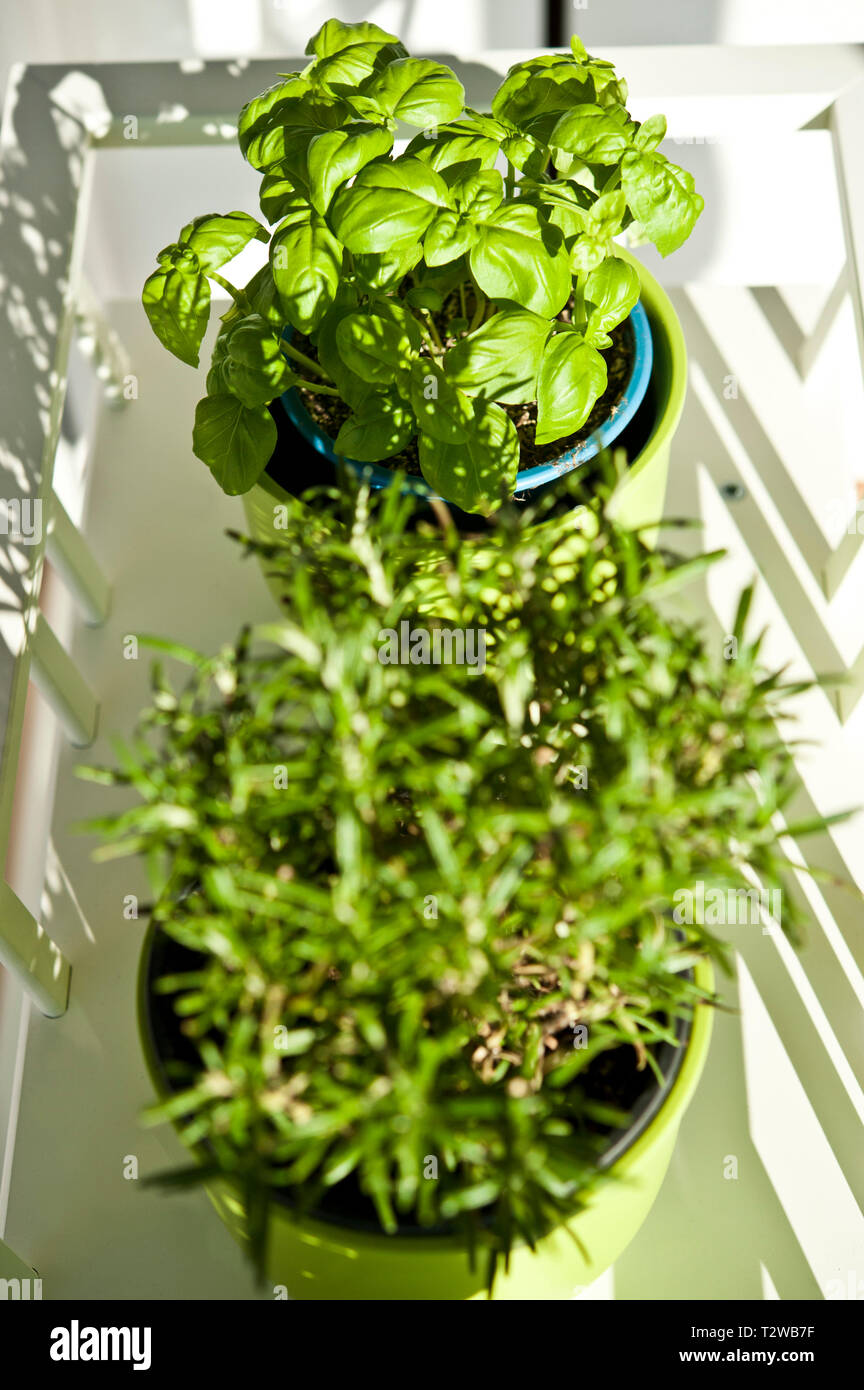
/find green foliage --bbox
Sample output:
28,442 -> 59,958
83,469 -> 826,1289
141,20 -> 703,510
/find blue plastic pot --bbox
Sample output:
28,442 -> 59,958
278,301 -> 653,500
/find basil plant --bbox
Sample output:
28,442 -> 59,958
143,20 -> 703,513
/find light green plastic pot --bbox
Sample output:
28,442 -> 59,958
139,931 -> 712,1301
241,251 -> 686,589
603,247 -> 687,541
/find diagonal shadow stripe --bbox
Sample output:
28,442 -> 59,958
750,269 -> 849,381
672,290 -> 836,594
677,388 -> 859,715
615,964 -> 824,1300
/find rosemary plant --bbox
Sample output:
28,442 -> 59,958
81,471 -> 830,1288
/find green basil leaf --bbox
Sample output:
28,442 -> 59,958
367,296 -> 424,349
525,182 -> 591,245
445,308 -> 551,404
177,211 -> 269,271
307,123 -> 394,214
334,390 -> 414,461
208,315 -> 296,408
238,76 -> 310,157
584,257 -> 640,344
363,58 -> 465,127
492,58 -> 593,142
587,190 -> 627,239
567,37 -> 627,106
535,335 -> 607,445
549,103 -> 635,167
424,211 -> 477,267
335,310 -> 419,385
569,236 -> 608,275
448,168 -> 504,222
328,157 -> 452,253
238,76 -> 344,171
237,265 -> 284,328
306,17 -> 402,57
192,393 -> 275,494
470,204 -> 571,317
312,46 -> 401,94
411,259 -> 473,302
405,123 -> 500,175
270,212 -> 342,334
259,171 -> 309,225
634,113 -> 667,153
620,151 -> 704,256
244,122 -> 318,178
501,131 -> 547,179
316,291 -> 375,411
306,18 -> 405,91
408,360 -> 473,444
404,287 -> 443,313
418,398 -> 519,514
142,264 -> 210,367
353,241 -> 423,290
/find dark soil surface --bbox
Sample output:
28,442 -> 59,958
293,300 -> 635,477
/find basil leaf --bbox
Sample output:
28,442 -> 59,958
306,17 -> 402,57
535,335 -> 607,446
335,310 -> 419,385
334,390 -> 414,461
192,393 -> 275,495
406,123 -> 500,175
343,94 -> 387,122
445,309 -> 551,404
238,76 -> 310,157
532,189 -> 624,273
328,157 -> 452,254
501,130 -> 547,179
424,212 -> 477,268
259,172 -> 309,225
239,265 -> 284,328
207,316 -> 295,408
492,58 -> 594,143
142,263 -> 210,367
270,211 -> 342,334
470,204 -> 571,318
568,38 -> 628,106
620,151 -> 704,257
307,123 -> 394,215
353,242 -> 423,290
448,168 -> 504,222
569,236 -> 608,275
306,18 -> 405,91
549,103 -> 635,167
405,287 -> 443,313
583,257 -> 640,345
526,183 -> 591,244
367,296 -> 424,348
408,360 -> 473,444
244,123 -> 318,178
316,291 -> 375,411
238,77 -> 343,171
634,113 -> 667,153
178,211 -> 269,271
363,58 -> 465,127
587,190 -> 626,239
419,398 -> 519,515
